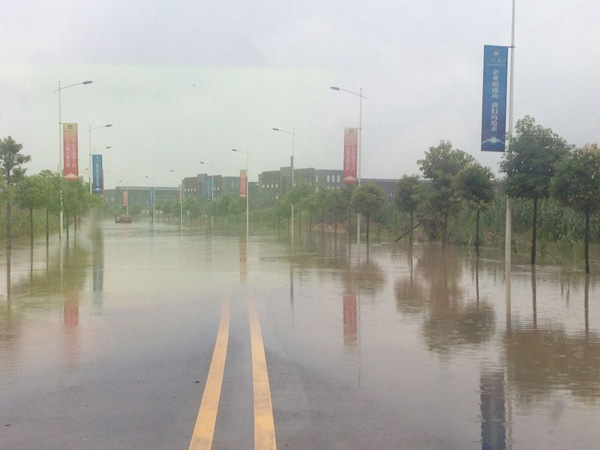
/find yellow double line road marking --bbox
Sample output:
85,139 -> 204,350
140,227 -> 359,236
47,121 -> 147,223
188,299 -> 231,450
188,297 -> 277,450
249,298 -> 277,450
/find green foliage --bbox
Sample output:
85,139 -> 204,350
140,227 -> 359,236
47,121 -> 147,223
284,182 -> 313,205
16,174 -> 51,212
501,116 -> 571,201
454,164 -> 494,211
417,141 -> 473,246
0,136 -> 31,191
552,144 -> 600,214
351,182 -> 387,220
328,188 -> 350,222
395,175 -> 421,214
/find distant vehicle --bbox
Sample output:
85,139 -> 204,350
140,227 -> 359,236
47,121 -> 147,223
115,214 -> 133,223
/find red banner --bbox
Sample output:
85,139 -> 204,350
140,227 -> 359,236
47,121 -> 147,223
239,169 -> 247,198
343,128 -> 358,184
63,123 -> 79,181
122,191 -> 128,207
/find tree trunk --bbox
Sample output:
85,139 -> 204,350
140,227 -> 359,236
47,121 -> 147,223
366,214 -> 370,246
442,212 -> 448,249
298,207 -> 302,235
585,210 -> 590,274
348,208 -> 352,245
66,212 -> 70,241
30,208 -> 34,247
475,209 -> 480,257
531,197 -> 538,265
6,201 -> 11,250
46,209 -> 49,246
321,208 -> 325,235
334,212 -> 338,238
409,211 -> 414,246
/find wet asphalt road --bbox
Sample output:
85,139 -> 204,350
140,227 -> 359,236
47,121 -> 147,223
2,219 -> 600,449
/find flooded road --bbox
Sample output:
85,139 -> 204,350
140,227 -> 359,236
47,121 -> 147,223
1,220 -> 599,449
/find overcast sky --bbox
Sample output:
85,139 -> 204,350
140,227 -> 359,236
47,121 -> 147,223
1,0 -> 598,188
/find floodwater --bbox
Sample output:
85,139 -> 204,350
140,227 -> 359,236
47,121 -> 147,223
1,220 -> 599,450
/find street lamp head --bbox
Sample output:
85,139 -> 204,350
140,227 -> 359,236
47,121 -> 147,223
272,128 -> 280,131
105,124 -> 113,128
83,81 -> 93,85
231,148 -> 238,152
330,86 -> 340,91
106,146 -> 111,149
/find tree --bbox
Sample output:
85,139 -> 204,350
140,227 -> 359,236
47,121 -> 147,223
454,164 -> 495,255
16,174 -> 51,246
500,116 -> 571,264
284,182 -> 313,234
328,188 -> 350,238
418,140 -> 473,248
351,182 -> 387,245
0,136 -> 31,248
395,175 -> 421,244
551,144 -> 600,273
38,170 -> 63,242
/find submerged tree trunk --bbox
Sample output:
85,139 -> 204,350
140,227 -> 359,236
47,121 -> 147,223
531,197 -> 538,265
585,210 -> 590,274
366,214 -> 370,246
29,208 -> 34,247
442,212 -> 448,249
409,211 -> 414,246
475,209 -> 480,257
6,201 -> 11,249
334,212 -> 338,238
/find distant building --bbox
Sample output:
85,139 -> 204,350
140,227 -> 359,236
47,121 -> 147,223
105,186 -> 179,209
258,167 -> 344,205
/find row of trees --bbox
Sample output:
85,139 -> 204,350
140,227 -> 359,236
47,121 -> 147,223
395,116 -> 600,273
1,136 -> 101,248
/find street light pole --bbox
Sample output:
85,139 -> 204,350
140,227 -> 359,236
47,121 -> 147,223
53,80 -> 93,238
171,169 -> 184,225
272,127 -> 297,246
145,175 -> 156,223
232,149 -> 250,243
330,86 -> 367,248
200,161 -> 215,228
88,124 -> 112,193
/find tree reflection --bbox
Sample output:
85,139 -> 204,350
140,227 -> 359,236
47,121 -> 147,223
504,273 -> 600,403
395,245 -> 496,355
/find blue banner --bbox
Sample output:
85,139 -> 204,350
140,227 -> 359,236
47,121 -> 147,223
92,154 -> 103,194
481,45 -> 508,152
149,187 -> 155,206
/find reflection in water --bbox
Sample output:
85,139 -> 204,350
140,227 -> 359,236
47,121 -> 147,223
343,284 -> 358,347
395,245 -> 496,354
504,326 -> 600,403
480,370 -> 507,450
